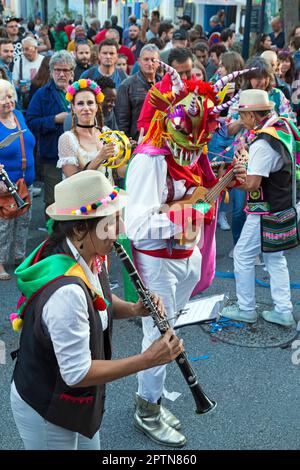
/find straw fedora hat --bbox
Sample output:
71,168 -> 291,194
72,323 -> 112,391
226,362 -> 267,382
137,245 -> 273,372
46,170 -> 128,221
232,89 -> 275,112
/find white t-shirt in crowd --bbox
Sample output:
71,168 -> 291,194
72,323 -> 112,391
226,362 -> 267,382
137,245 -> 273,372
12,53 -> 44,83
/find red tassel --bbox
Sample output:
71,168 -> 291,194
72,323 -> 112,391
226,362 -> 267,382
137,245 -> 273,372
93,295 -> 107,311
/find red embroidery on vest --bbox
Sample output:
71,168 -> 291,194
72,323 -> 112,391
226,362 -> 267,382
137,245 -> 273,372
60,393 -> 94,404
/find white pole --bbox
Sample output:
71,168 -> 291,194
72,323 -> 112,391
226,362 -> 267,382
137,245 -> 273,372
160,0 -> 175,22
235,4 -> 241,34
98,0 -> 109,25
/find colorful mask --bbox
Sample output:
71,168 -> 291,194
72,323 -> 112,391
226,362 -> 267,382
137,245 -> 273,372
141,60 -> 255,167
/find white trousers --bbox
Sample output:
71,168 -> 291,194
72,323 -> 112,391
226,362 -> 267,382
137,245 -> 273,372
136,247 -> 202,404
10,382 -> 100,450
234,214 -> 292,314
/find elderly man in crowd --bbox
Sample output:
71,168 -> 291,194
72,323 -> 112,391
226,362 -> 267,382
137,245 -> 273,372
13,36 -> 44,111
26,51 -> 76,211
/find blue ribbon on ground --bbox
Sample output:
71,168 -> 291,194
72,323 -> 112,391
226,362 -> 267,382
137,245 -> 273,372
209,316 -> 245,333
188,355 -> 210,361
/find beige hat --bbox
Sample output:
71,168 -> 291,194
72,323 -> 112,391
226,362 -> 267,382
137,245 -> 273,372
46,170 -> 128,221
232,89 -> 275,112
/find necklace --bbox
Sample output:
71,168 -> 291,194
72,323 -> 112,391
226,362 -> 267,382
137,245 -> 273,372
76,123 -> 95,128
0,115 -> 16,128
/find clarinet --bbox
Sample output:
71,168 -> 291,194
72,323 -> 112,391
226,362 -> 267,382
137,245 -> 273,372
114,241 -> 216,414
0,168 -> 29,210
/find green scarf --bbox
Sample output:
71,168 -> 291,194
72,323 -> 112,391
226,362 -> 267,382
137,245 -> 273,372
15,242 -> 77,315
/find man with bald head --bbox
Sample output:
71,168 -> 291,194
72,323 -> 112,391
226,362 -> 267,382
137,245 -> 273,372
111,15 -> 123,43
123,14 -> 137,47
269,17 -> 285,51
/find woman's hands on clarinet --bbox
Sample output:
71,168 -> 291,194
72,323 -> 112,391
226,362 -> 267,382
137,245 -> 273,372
134,293 -> 184,365
144,329 -> 184,366
133,293 -> 166,318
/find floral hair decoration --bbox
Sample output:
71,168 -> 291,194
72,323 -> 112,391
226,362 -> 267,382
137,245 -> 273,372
66,79 -> 105,104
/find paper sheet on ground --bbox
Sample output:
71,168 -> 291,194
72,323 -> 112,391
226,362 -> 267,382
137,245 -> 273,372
174,294 -> 226,329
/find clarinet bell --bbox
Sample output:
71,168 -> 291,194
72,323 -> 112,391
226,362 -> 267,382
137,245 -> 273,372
195,391 -> 216,414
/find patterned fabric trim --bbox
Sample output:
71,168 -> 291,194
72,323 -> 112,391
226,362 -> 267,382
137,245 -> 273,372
261,207 -> 299,252
59,393 -> 94,404
56,157 -> 79,168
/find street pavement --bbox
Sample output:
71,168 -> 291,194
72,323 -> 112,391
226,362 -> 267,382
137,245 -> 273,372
0,193 -> 299,450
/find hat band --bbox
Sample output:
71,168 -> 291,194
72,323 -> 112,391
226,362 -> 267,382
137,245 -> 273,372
56,187 -> 120,216
238,103 -> 272,109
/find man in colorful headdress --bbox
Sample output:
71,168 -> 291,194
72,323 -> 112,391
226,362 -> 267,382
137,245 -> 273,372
124,60 -> 248,447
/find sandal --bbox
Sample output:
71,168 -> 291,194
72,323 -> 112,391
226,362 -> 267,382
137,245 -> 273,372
0,271 -> 12,280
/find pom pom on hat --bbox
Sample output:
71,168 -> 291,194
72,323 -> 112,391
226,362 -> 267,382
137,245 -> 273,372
12,318 -> 23,331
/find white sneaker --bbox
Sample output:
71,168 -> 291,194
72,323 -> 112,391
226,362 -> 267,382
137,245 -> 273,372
218,212 -> 231,230
221,304 -> 258,323
261,309 -> 295,327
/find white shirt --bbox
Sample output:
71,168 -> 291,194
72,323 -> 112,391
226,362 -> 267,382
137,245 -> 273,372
12,53 -> 44,83
57,131 -> 114,184
247,138 -> 284,177
41,238 -> 108,387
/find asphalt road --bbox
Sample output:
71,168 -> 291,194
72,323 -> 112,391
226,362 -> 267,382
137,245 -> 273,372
0,192 -> 299,450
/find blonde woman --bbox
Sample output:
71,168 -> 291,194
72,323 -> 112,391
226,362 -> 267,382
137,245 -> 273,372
57,79 -> 115,184
0,79 -> 35,280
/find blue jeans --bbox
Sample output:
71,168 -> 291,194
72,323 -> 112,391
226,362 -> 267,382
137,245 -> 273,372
231,188 -> 246,245
10,382 -> 101,450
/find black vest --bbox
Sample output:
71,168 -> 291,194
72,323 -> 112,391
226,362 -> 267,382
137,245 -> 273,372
12,244 -> 113,439
251,133 -> 292,213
